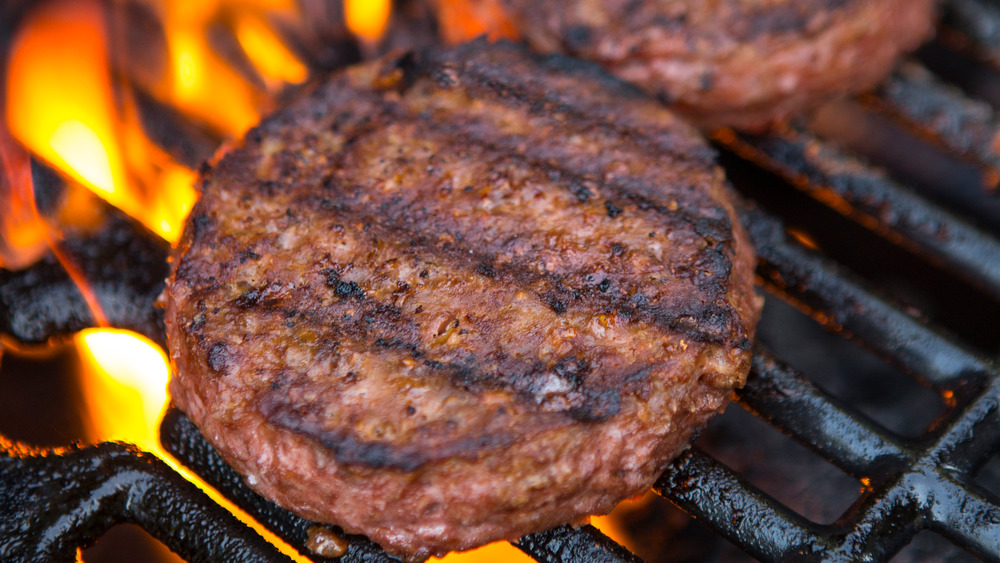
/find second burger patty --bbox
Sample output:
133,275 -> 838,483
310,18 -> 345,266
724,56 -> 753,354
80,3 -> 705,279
430,0 -> 939,130
162,40 -> 762,558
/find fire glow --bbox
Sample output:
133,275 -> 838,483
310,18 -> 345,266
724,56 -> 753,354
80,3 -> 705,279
1,0 -> 632,560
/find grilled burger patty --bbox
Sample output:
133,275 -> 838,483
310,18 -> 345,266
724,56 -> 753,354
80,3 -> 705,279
431,0 -> 938,130
162,41 -> 761,557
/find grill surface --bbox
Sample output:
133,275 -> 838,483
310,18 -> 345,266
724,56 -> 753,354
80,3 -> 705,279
5,1 -> 1000,561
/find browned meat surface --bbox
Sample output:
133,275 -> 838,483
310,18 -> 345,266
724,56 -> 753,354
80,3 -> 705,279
430,0 -> 939,130
161,41 -> 761,558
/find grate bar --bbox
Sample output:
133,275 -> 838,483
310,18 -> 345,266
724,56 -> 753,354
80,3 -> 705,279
724,125 -> 1000,301
0,200 -> 170,348
743,205 -> 989,391
825,467 -> 1000,561
654,448 -> 824,562
921,375 -> 1000,475
929,474 -> 1000,559
512,525 -> 642,563
0,438 -> 287,563
869,61 -> 1000,172
943,0 -> 1000,66
824,473 -> 932,562
739,349 -> 908,479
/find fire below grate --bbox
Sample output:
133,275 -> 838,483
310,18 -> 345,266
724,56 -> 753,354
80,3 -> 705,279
7,1 -> 1000,562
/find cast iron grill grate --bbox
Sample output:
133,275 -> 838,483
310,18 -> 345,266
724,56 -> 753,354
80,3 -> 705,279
6,1 -> 1000,561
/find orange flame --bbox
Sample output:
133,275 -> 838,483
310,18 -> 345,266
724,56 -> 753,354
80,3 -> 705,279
234,14 -> 309,88
152,0 -> 306,136
430,0 -> 519,45
5,0 -> 311,245
344,0 -> 393,43
76,329 -> 312,563
0,125 -> 47,270
5,0 -> 196,243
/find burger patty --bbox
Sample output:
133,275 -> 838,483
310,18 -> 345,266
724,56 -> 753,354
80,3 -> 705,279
162,40 -> 762,558
429,0 -> 939,130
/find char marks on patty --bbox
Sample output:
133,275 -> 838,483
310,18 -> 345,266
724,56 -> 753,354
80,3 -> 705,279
163,40 -> 760,557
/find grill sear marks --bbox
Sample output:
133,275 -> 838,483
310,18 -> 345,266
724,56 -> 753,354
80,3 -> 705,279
167,42 -> 757,471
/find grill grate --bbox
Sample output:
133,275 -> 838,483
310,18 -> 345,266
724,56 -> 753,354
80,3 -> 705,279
6,1 -> 1000,561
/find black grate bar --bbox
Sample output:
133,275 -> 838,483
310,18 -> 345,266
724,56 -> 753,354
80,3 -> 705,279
929,474 -> 1000,559
654,448 -> 823,562
0,187 -> 170,348
824,473 -> 932,562
920,375 -> 1000,474
823,467 -> 1000,561
722,125 -> 1000,301
739,349 -> 908,479
743,205 -> 989,391
0,439 -> 288,563
869,60 -> 1000,172
512,525 -> 643,563
943,0 -> 1000,66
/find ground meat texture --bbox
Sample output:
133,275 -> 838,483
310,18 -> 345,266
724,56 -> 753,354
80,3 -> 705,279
429,0 -> 939,131
161,40 -> 762,558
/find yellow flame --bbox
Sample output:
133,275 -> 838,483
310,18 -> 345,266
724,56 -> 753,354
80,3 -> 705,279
4,0 -> 196,243
78,329 -> 169,448
47,120 -> 116,196
235,15 -> 309,87
76,329 -> 312,563
155,0 -> 306,137
345,0 -> 392,42
5,0 -> 311,247
166,29 -> 260,137
6,1 -> 124,201
434,541 -> 529,563
0,125 -> 49,270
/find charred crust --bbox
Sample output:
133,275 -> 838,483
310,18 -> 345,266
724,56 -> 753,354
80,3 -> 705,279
206,342 -> 232,374
475,263 -> 497,279
260,394 -> 520,471
234,288 -> 262,309
190,213 -> 213,240
543,295 -> 567,314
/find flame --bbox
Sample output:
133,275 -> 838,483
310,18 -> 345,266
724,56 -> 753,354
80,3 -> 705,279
344,0 -> 393,43
154,0 -> 305,136
5,0 -> 196,243
0,125 -> 47,270
77,329 -> 168,450
430,0 -> 519,45
5,0 -> 310,246
76,328 -> 312,563
234,14 -> 309,87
